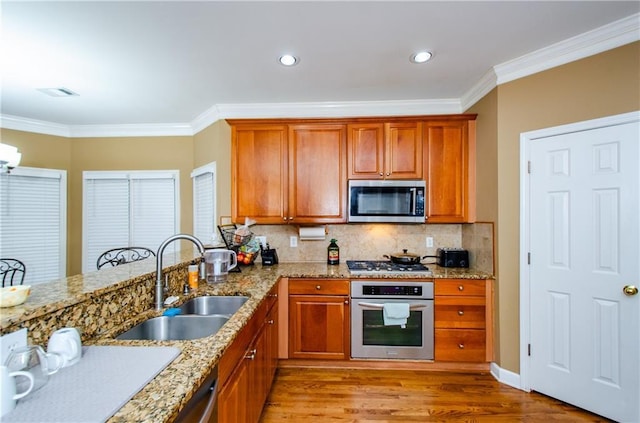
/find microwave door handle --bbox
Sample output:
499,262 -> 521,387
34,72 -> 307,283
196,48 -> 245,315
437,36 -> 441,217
357,302 -> 427,310
411,188 -> 417,215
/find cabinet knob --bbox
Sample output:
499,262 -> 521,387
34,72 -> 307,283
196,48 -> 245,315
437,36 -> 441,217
289,217 -> 293,221
270,293 -> 278,298
345,300 -> 349,305
379,172 -> 383,176
316,285 -> 322,290
267,319 -> 275,325
458,285 -> 464,291
283,217 -> 288,221
458,344 -> 465,349
386,172 -> 390,176
458,310 -> 464,316
245,349 -> 257,360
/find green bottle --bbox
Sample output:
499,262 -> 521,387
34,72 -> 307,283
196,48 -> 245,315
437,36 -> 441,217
327,238 -> 339,265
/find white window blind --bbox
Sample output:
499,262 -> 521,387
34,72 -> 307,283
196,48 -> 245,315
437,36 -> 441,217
0,167 -> 67,285
191,163 -> 216,245
82,171 -> 179,272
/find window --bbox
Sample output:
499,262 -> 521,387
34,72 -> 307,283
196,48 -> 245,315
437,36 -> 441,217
0,167 -> 67,285
82,170 -> 180,272
191,162 -> 216,245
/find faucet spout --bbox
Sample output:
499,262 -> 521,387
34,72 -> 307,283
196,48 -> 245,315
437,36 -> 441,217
155,234 -> 205,311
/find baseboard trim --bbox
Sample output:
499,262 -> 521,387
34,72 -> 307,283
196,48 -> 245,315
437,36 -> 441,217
490,362 -> 524,390
279,358 -> 491,373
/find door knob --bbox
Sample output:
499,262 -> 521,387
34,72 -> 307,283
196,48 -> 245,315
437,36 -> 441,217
623,285 -> 638,296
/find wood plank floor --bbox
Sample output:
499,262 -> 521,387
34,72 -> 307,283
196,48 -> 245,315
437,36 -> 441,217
260,367 -> 613,422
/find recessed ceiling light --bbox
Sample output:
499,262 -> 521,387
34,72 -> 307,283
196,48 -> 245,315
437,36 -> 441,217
278,54 -> 298,66
37,87 -> 79,97
410,51 -> 433,64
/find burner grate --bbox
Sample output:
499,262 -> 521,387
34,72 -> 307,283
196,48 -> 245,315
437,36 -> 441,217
346,260 -> 430,274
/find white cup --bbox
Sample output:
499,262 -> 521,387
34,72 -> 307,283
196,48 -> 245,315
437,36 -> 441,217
47,328 -> 82,367
1,365 -> 34,417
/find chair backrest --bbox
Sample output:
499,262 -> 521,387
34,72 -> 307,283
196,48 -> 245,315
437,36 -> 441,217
0,258 -> 26,287
96,247 -> 156,270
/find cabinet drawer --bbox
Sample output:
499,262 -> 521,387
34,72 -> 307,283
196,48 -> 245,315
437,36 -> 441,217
289,279 -> 350,295
435,329 -> 486,362
435,305 -> 485,329
435,279 -> 485,297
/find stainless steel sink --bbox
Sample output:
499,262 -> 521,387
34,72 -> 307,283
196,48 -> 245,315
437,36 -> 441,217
178,295 -> 249,317
116,315 -> 229,341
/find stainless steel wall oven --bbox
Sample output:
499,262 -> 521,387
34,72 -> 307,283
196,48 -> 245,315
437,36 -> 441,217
350,280 -> 434,360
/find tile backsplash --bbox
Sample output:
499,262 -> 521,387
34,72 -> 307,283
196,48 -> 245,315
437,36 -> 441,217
243,222 -> 494,274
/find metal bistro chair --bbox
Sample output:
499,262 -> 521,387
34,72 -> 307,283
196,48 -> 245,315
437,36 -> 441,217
96,247 -> 156,270
0,258 -> 26,287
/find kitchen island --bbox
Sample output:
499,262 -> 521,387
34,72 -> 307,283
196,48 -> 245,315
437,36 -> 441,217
0,254 -> 493,423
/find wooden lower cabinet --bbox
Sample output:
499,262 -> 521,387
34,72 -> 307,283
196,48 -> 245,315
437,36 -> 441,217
218,284 -> 279,423
288,279 -> 350,360
434,278 -> 492,362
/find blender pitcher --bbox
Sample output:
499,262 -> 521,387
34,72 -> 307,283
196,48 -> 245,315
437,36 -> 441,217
205,249 -> 237,283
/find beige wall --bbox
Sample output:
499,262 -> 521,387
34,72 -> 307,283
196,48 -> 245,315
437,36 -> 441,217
469,41 -> 640,373
68,136 -> 194,275
193,120 -> 232,223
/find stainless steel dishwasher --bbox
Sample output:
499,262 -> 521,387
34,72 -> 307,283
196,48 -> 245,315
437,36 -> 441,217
175,365 -> 218,423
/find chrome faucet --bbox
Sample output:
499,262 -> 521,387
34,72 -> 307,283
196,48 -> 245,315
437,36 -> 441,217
155,234 -> 205,310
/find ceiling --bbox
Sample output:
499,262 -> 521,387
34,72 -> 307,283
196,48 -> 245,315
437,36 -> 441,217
1,1 -> 639,137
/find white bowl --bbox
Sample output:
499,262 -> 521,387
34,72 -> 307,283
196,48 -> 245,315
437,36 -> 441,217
0,285 -> 31,307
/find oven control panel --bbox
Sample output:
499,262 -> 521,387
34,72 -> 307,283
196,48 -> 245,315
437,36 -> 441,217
361,285 -> 422,296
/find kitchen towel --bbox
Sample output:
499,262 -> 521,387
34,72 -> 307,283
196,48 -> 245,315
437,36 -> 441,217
383,303 -> 410,328
2,345 -> 180,423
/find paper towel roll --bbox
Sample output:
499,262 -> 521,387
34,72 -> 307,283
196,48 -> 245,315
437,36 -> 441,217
299,226 -> 326,241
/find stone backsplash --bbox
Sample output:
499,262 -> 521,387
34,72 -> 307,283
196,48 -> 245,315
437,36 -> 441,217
245,222 -> 494,274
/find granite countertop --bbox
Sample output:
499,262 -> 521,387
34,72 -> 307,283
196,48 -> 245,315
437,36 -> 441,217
0,260 -> 493,423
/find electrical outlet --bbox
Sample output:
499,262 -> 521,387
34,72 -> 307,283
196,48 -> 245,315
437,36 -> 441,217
255,236 -> 267,248
290,235 -> 298,248
426,236 -> 434,248
0,328 -> 27,363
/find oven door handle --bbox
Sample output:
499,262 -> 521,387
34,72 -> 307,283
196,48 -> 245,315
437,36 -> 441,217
356,301 -> 427,310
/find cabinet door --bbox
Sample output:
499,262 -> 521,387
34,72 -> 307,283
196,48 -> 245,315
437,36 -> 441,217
386,122 -> 423,179
232,124 -> 288,224
265,301 -> 279,389
347,123 -> 385,179
218,359 -> 249,423
288,124 -> 347,223
288,295 -> 350,360
347,122 -> 422,179
423,119 -> 476,223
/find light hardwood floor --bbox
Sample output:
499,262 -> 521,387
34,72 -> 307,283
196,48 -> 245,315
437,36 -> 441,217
260,367 -> 613,422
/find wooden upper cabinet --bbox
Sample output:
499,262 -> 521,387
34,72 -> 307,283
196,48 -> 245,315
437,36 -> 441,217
232,124 -> 288,224
348,122 -> 422,179
230,120 -> 347,224
288,124 -> 347,224
423,118 -> 476,223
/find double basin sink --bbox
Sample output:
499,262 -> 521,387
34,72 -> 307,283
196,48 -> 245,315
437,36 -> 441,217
116,296 -> 248,341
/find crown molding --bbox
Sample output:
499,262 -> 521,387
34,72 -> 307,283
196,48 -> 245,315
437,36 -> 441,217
494,13 -> 640,85
460,69 -> 498,112
68,123 -> 194,138
212,98 -> 462,122
1,114 -> 71,138
3,13 -> 638,137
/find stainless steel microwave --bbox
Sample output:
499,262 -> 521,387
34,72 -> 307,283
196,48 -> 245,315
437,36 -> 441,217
348,180 -> 426,223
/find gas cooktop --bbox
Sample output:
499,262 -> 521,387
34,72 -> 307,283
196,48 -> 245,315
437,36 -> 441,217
346,260 -> 432,275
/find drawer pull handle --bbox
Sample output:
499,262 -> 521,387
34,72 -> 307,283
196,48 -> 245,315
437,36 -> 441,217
458,310 -> 464,316
345,300 -> 349,305
316,285 -> 321,290
458,344 -> 465,349
458,285 -> 464,291
245,349 -> 257,360
267,319 -> 274,325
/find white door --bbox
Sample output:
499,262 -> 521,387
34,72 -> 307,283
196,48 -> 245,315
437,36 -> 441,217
526,117 -> 639,422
